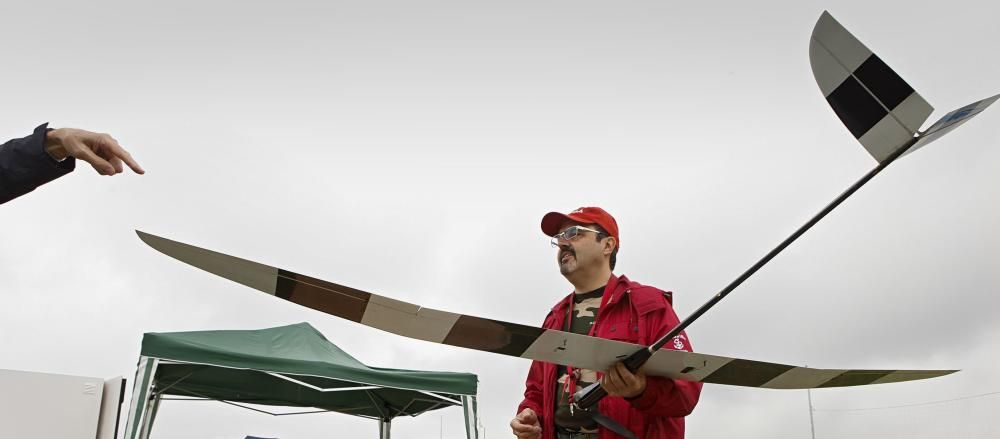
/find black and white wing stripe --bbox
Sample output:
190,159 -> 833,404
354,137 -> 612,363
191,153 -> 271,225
137,231 -> 956,390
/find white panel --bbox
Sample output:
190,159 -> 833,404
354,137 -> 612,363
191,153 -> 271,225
811,11 -> 872,74
520,330 -> 733,380
858,113 -> 914,161
891,92 -> 934,134
809,38 -> 853,97
645,349 -> 733,381
0,369 -> 104,438
136,231 -> 279,294
96,377 -> 126,439
360,295 -> 462,343
520,330 -> 639,372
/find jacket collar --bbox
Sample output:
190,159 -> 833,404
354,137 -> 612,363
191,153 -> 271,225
550,273 -> 634,313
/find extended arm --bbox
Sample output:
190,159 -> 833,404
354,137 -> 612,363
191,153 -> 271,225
0,123 -> 75,204
1,123 -> 144,205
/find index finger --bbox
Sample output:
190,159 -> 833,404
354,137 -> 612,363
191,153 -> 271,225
616,362 -> 634,377
616,362 -> 639,386
101,135 -> 145,174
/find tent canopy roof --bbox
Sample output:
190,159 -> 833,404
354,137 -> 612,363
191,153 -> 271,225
141,323 -> 477,419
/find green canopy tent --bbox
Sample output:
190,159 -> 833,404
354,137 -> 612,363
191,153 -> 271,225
122,323 -> 479,439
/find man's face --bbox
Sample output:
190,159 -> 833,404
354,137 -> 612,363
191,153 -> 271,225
555,221 -> 608,277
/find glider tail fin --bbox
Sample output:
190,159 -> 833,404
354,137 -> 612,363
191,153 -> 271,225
810,11 -> 933,162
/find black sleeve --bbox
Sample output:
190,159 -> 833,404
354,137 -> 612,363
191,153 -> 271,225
0,123 -> 76,205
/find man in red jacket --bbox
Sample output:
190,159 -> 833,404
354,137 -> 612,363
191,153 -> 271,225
510,207 -> 702,439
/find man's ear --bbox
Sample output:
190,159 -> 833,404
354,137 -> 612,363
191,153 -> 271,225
604,236 -> 617,256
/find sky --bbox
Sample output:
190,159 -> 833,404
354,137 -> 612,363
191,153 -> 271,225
2,1 -> 999,438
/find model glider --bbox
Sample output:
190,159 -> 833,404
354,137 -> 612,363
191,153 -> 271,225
136,230 -> 953,390
138,10 -> 993,410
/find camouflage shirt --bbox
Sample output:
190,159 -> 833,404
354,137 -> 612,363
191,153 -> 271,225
554,286 -> 604,432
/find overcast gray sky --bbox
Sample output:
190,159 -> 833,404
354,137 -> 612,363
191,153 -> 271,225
2,0 -> 999,437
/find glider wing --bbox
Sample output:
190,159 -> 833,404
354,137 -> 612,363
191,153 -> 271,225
137,230 -> 956,390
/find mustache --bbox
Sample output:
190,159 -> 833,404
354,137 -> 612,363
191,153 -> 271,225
559,246 -> 575,260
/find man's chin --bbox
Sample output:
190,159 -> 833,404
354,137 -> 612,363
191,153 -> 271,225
559,263 -> 576,276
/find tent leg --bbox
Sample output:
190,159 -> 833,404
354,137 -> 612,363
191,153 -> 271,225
123,357 -> 160,439
462,395 -> 479,439
140,392 -> 163,439
379,418 -> 391,439
138,394 -> 155,439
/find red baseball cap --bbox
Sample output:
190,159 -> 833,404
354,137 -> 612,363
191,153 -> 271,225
541,206 -> 620,249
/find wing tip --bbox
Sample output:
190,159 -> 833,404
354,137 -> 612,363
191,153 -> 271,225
817,10 -> 833,25
135,229 -> 167,250
135,229 -> 153,245
811,10 -> 838,37
878,369 -> 960,385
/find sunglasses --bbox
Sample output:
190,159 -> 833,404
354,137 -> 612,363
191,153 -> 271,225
550,226 -> 605,247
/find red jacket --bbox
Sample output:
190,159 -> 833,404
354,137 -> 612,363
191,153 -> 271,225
517,274 -> 702,439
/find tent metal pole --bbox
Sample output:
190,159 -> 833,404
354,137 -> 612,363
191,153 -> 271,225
461,395 -> 479,439
148,393 -> 164,439
124,357 -> 160,439
138,392 -> 161,439
379,418 -> 391,439
808,389 -> 816,439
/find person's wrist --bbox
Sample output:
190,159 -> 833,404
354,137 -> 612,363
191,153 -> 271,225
44,128 -> 69,161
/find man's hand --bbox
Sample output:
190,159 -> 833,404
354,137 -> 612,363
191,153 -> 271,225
602,361 -> 647,399
45,128 -> 144,176
510,408 -> 541,439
